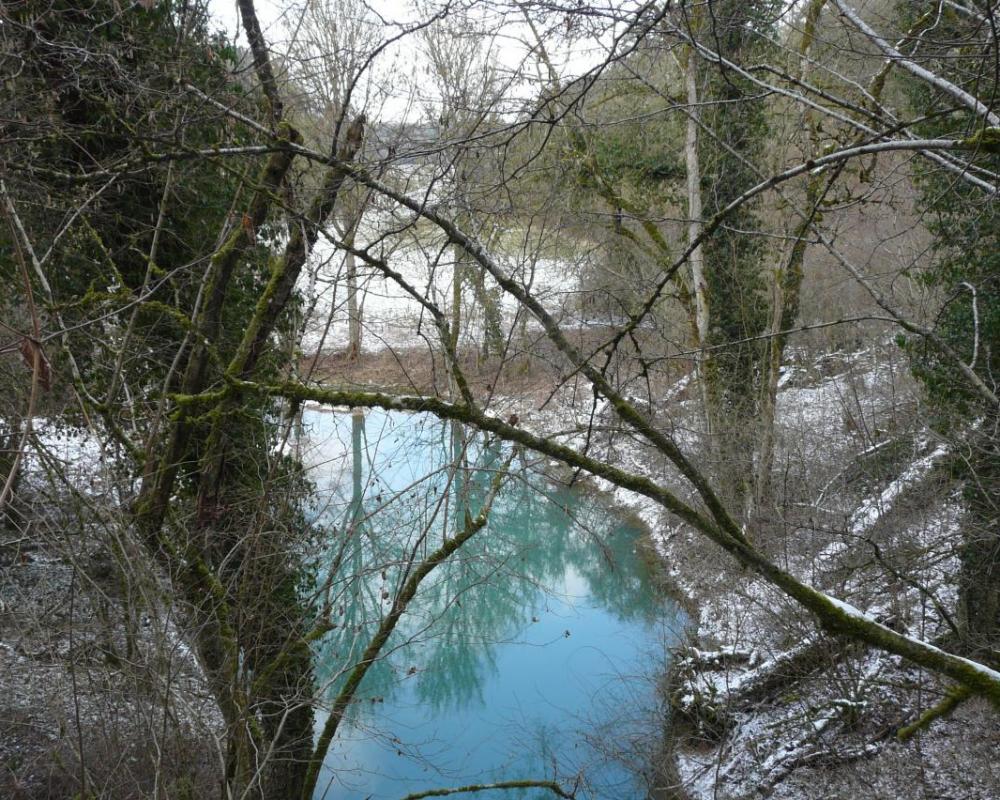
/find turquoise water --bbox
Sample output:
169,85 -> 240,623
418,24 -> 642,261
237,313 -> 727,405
302,409 -> 683,800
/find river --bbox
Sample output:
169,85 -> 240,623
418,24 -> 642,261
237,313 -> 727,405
301,408 -> 684,800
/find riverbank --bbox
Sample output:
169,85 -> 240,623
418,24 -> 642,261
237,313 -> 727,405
4,336 -> 994,799
478,342 -> 999,800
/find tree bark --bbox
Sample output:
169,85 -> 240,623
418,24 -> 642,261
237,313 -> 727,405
346,223 -> 362,361
958,434 -> 1000,655
684,44 -> 713,436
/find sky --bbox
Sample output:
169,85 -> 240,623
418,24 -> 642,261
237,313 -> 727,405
205,0 -> 617,123
207,0 -> 282,38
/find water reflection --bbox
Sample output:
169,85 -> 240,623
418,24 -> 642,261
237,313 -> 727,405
302,408 -> 681,800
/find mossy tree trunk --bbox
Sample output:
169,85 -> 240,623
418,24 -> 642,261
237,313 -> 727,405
693,0 -> 773,517
958,434 -> 1000,655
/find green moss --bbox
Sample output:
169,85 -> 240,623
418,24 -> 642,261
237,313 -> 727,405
896,684 -> 973,740
961,127 -> 1000,153
176,376 -> 1000,710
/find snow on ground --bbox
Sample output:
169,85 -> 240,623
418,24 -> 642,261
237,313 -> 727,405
1,422 -> 221,797
300,223 -> 586,354
816,441 -> 949,566
494,342 -> 996,799
6,419 -> 122,502
663,350 -> 997,798
5,315 -> 991,799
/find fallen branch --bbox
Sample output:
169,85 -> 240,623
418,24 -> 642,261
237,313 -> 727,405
175,377 -> 1000,708
396,779 -> 577,800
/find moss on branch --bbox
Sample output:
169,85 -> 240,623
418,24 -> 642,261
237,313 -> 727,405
172,375 -> 1000,709
960,127 -> 1000,153
897,685 -> 974,741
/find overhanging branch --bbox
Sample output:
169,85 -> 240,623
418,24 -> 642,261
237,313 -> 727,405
175,377 -> 1000,708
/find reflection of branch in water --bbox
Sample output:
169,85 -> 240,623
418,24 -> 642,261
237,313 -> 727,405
304,411 -> 666,797
302,450 -> 517,799
320,425 -> 656,680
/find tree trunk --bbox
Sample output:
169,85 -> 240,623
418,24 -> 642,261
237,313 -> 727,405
684,45 -> 713,437
958,434 -> 1000,655
346,224 -> 362,361
450,243 -> 464,400
753,0 -> 828,518
469,264 -> 504,361
753,207 -> 809,517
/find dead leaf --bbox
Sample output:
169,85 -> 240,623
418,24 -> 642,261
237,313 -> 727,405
19,338 -> 51,392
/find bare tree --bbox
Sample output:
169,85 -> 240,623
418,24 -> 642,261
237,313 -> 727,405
4,1 -> 1000,798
